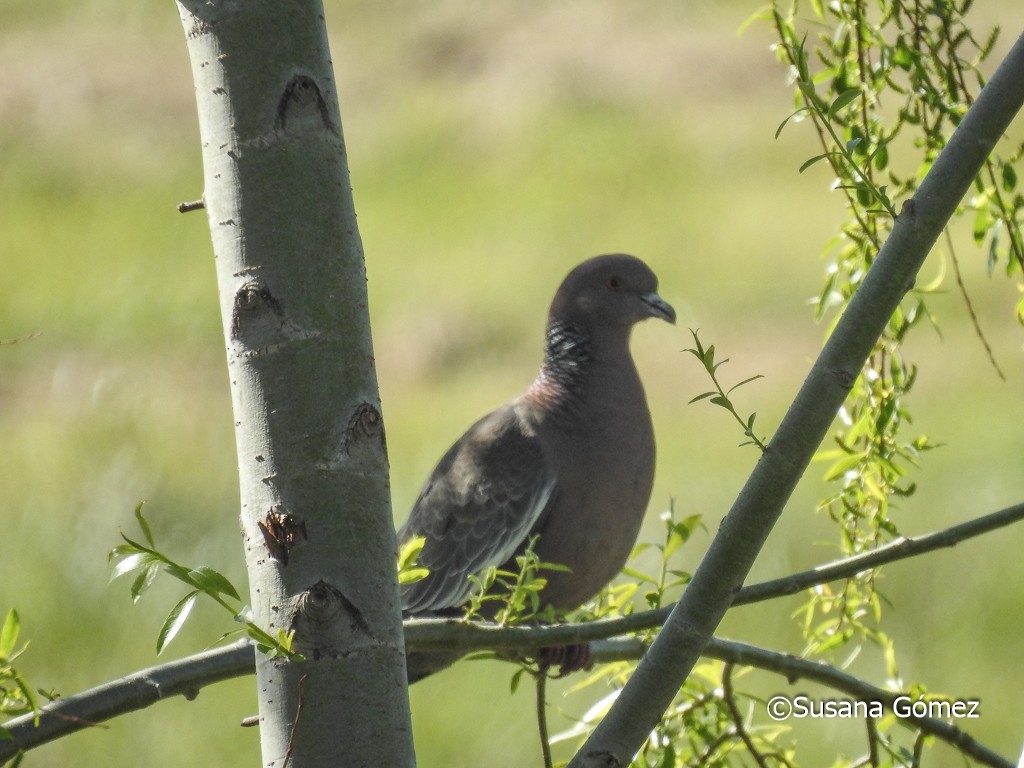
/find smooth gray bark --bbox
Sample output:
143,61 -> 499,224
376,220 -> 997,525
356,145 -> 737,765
174,2 -> 415,765
569,27 -> 1024,768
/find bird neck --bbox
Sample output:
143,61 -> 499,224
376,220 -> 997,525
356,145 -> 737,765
525,319 -> 597,413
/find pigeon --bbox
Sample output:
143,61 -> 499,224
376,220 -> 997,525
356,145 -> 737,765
399,254 -> 675,679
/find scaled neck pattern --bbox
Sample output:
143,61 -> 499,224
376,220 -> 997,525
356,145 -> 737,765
526,319 -> 593,415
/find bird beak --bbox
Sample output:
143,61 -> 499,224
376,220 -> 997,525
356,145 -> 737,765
640,292 -> 676,324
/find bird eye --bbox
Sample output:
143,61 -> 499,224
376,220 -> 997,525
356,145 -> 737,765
606,276 -> 621,290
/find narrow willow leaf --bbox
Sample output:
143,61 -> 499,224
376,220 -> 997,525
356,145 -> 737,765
133,501 -> 156,549
109,552 -> 153,581
1002,163 -> 1018,192
687,391 -> 717,405
0,609 -> 19,656
824,451 -> 868,481
727,374 -> 764,395
397,567 -> 430,585
828,87 -> 861,118
188,566 -> 241,600
157,591 -> 199,655
130,563 -> 159,603
774,107 -> 811,139
798,152 -> 831,173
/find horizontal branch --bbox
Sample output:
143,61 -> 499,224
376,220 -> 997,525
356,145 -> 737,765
3,501 -> 1021,761
0,639 -> 253,761
586,637 -> 1012,768
735,499 -> 1024,605
403,499 -> 1024,650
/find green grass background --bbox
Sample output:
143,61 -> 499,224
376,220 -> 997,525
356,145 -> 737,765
2,2 -> 1023,766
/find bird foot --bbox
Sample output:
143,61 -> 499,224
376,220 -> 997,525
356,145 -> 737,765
537,643 -> 592,677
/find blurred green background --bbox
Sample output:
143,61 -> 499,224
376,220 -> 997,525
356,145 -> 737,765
3,2 -> 1023,766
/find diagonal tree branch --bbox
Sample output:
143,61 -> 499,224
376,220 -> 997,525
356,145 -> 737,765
4,501 -> 1021,762
567,28 -> 1024,768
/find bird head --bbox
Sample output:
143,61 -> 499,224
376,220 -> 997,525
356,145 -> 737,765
548,254 -> 676,334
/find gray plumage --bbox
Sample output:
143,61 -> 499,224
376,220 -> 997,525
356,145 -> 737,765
399,254 -> 675,678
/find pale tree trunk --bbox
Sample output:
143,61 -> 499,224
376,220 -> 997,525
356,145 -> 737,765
175,2 -> 415,766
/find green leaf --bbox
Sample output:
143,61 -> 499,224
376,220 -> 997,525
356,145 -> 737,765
663,529 -> 686,559
824,451 -> 868,481
872,142 -> 889,170
1002,163 -> 1018,192
727,374 -> 764,395
509,667 -> 526,694
828,88 -> 861,119
109,552 -> 154,581
130,564 -> 159,603
657,742 -> 677,768
133,501 -> 156,549
398,567 -> 430,585
398,535 -> 425,570
157,591 -> 199,655
0,610 -> 20,657
108,543 -> 137,559
798,152 -> 831,173
687,391 -> 717,405
621,567 -> 658,586
774,107 -> 811,139
187,566 -> 241,600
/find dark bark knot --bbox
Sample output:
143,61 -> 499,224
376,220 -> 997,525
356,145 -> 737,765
830,367 -> 857,391
258,505 -> 307,566
291,581 -> 375,659
319,403 -> 388,472
275,74 -> 336,135
231,280 -> 283,341
350,402 -> 383,442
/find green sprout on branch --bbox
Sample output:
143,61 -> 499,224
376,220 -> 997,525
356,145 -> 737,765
463,535 -> 571,627
109,503 -> 300,660
1,609 -> 41,740
684,329 -> 768,451
397,535 -> 429,586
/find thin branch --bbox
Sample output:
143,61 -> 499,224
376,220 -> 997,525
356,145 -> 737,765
706,638 -> 1010,768
1,634 -> 1011,768
721,662 -> 770,768
945,226 -> 1006,380
4,501 -> 1023,761
536,672 -> 553,768
866,716 -> 880,768
734,500 -> 1024,605
411,499 -> 1024,651
0,639 -> 253,761
586,637 -> 1010,768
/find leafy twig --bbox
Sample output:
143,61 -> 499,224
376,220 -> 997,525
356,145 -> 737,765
684,329 -> 767,451
109,503 -> 300,659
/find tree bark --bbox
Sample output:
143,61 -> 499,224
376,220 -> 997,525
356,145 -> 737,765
569,27 -> 1024,768
174,2 -> 415,765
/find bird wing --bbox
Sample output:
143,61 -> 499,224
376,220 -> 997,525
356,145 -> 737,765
398,403 -> 556,614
